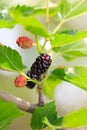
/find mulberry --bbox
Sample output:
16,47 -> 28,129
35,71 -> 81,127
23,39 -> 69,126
14,75 -> 27,88
26,53 -> 52,89
16,36 -> 34,49
26,71 -> 39,89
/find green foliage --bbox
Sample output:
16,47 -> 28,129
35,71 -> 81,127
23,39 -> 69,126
44,73 -> 61,99
0,100 -> 23,130
59,29 -> 77,35
43,108 -> 87,129
30,101 -> 57,130
51,30 -> 87,47
0,5 -> 51,37
9,5 -> 58,16
22,16 -> 50,37
65,66 -> 87,90
0,19 -> 15,28
44,68 -> 66,99
62,108 -> 87,128
9,7 -> 50,37
34,6 -> 58,16
0,45 -> 25,72
52,68 -> 66,80
54,41 -> 87,60
9,5 -> 35,17
47,66 -> 87,91
44,66 -> 87,98
0,11 -> 16,28
58,0 -> 87,22
31,101 -> 87,129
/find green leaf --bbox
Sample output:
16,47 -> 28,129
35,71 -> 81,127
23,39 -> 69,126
58,0 -> 87,21
47,66 -> 87,91
62,108 -> 87,128
34,6 -> 58,16
54,41 -> 87,60
59,29 -> 77,35
52,68 -> 66,80
0,4 -> 58,31
30,101 -> 57,130
44,73 -> 61,99
0,45 -> 26,72
9,5 -> 35,17
65,66 -> 87,90
9,6 -> 50,37
43,108 -> 87,129
0,11 -> 16,28
23,16 -> 50,37
0,100 -> 23,130
0,19 -> 15,28
43,116 -> 62,129
51,30 -> 87,47
9,5 -> 58,16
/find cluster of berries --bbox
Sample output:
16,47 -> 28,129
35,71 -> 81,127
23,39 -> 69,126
14,36 -> 52,89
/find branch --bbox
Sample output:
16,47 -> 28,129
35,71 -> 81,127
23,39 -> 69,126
38,86 -> 44,106
37,75 -> 45,106
0,91 -> 84,130
0,90 -> 37,113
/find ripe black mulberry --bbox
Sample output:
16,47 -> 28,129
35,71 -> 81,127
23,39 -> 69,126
26,53 -> 52,89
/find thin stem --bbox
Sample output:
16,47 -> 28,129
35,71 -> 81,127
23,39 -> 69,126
21,72 -> 30,79
35,35 -> 41,54
52,20 -> 65,34
40,0 -> 50,53
21,72 -> 39,84
40,38 -> 47,53
46,0 -> 50,30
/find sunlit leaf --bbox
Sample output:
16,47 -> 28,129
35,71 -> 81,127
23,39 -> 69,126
9,6 -> 50,37
9,5 -> 58,16
0,100 -> 23,130
62,108 -> 87,128
0,11 -> 16,28
43,108 -> 87,129
45,66 -> 87,92
44,73 -> 61,99
58,0 -> 87,21
51,30 -> 87,47
59,29 -> 77,35
53,41 -> 87,60
34,6 -> 58,16
65,66 -> 87,90
0,45 -> 26,72
30,101 -> 57,130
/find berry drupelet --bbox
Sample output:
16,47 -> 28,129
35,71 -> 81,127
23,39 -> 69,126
26,53 -> 52,89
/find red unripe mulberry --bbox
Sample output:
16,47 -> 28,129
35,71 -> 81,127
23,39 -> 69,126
16,36 -> 34,49
14,75 -> 27,88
